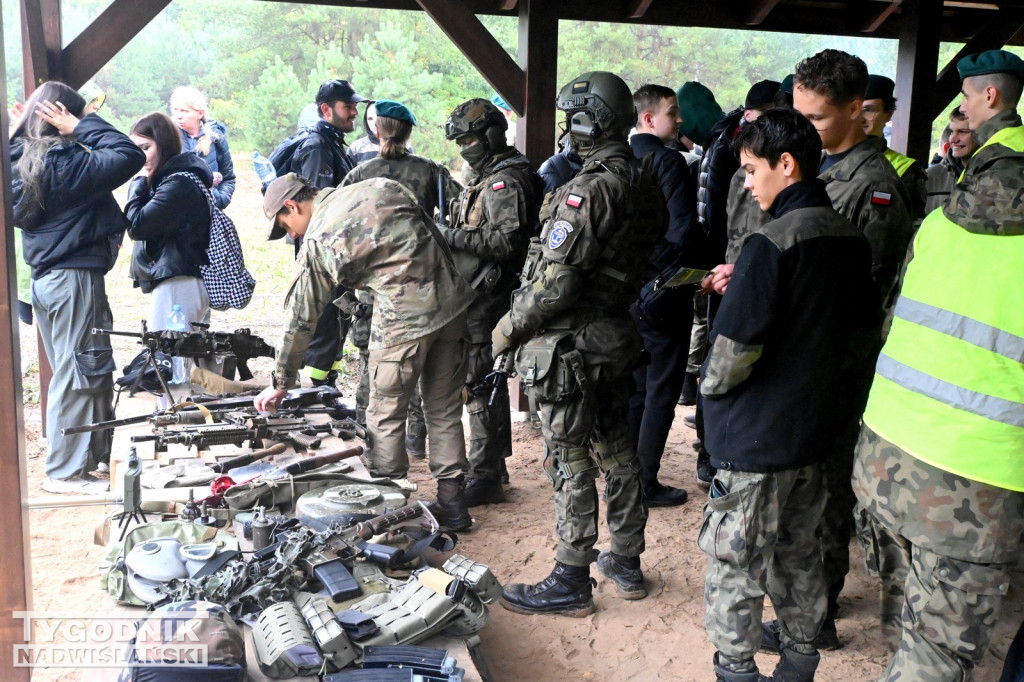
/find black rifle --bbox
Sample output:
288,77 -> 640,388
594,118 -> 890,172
62,387 -> 351,436
92,322 -> 275,381
485,350 -> 516,407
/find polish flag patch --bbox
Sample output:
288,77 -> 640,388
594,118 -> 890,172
871,191 -> 892,206
566,194 -> 583,208
492,181 -> 506,191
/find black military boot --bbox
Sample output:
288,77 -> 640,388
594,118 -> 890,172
767,648 -> 819,682
463,477 -> 505,507
713,653 -> 769,682
760,619 -> 783,655
427,475 -> 472,532
678,372 -> 699,406
596,550 -> 647,600
405,433 -> 426,459
696,447 -> 717,489
500,562 -> 595,617
644,481 -> 688,507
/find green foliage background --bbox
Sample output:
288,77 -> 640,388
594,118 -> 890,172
3,1 -> 1022,165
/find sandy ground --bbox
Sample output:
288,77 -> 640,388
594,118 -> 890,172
18,162 -> 1024,681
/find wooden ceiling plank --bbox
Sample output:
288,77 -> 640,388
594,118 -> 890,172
60,0 -> 171,90
861,0 -> 903,33
628,0 -> 656,19
745,0 -> 782,26
415,0 -> 525,113
499,0 -> 518,10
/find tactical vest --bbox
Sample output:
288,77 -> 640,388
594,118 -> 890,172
862,126 -> 1024,491
883,147 -> 918,178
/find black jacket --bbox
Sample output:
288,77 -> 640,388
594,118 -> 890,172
630,132 -> 708,272
125,152 -> 212,294
11,115 -> 146,279
289,120 -> 355,189
701,180 -> 879,472
697,107 -> 744,262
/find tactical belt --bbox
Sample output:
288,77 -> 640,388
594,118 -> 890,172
547,445 -> 596,479
593,436 -> 635,470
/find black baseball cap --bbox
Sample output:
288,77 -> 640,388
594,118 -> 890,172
315,79 -> 367,106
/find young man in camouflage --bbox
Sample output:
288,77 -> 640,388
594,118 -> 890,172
438,98 -> 544,506
852,49 -> 1024,680
701,108 -> 876,682
492,71 -> 667,616
254,173 -> 475,531
924,106 -> 978,213
785,49 -> 914,649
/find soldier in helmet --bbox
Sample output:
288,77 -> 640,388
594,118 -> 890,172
439,98 -> 544,506
492,72 -> 668,616
254,173 -> 475,532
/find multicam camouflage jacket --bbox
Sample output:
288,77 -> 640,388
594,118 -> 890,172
273,178 -> 473,387
944,109 -> 1024,236
819,135 -> 914,311
342,153 -> 462,220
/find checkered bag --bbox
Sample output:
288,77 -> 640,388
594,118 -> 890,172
173,172 -> 256,311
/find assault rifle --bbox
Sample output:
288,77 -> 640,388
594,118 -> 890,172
129,412 -> 347,452
92,322 -> 275,381
62,387 -> 352,436
484,350 -> 516,407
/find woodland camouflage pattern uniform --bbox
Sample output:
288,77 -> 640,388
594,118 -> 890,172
853,106 -> 1024,681
497,141 -> 666,567
273,177 -> 473,480
341,154 -> 463,440
440,143 -> 543,485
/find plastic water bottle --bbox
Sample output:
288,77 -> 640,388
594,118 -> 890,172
166,304 -> 189,384
252,151 -> 276,188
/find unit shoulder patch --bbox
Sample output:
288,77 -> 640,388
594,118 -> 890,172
548,220 -> 575,249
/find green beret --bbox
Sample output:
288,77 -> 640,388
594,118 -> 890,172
780,74 -> 794,95
958,49 -> 1024,80
865,75 -> 895,102
374,99 -> 417,126
675,81 -> 724,146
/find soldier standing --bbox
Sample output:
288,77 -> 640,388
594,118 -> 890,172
852,49 -> 1024,679
493,72 -> 667,616
439,98 -> 543,506
254,174 -> 475,532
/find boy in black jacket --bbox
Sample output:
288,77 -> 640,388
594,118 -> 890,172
699,108 -> 877,682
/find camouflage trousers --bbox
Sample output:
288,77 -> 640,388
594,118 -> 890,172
354,308 -> 425,442
531,367 -> 647,567
686,291 -> 709,375
465,336 -> 512,482
853,425 -> 1024,681
365,313 -> 469,480
701,465 -> 827,665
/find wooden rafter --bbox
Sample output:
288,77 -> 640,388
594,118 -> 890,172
498,0 -> 518,9
861,0 -> 903,33
19,0 -> 60,91
415,0 -> 525,114
627,0 -> 656,19
517,0 -> 558,166
892,0 -> 940,159
61,0 -> 171,89
744,0 -> 782,25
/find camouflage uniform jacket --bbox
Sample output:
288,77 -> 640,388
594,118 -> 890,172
923,150 -> 963,214
445,149 -> 543,299
701,179 -> 876,472
341,153 -> 462,219
853,109 -> 1024,564
274,178 -> 473,387
819,135 -> 914,312
724,166 -> 770,264
506,141 -> 667,342
882,143 -> 928,219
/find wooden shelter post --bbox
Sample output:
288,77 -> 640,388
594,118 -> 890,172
516,0 -> 558,167
891,0 -> 942,162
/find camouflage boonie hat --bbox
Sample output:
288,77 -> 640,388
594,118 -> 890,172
444,98 -> 507,140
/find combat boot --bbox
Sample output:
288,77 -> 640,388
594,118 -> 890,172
500,562 -> 595,617
697,447 -> 717,489
596,550 -> 647,599
713,653 -> 768,681
766,648 -> 819,682
760,619 -> 783,655
678,372 -> 699,406
405,433 -> 426,459
463,477 -> 505,507
427,475 -> 472,532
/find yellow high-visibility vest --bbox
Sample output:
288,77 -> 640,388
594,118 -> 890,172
863,127 -> 1024,490
883,147 -> 918,178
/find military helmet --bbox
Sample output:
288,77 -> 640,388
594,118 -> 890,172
444,98 -> 508,145
556,71 -> 636,145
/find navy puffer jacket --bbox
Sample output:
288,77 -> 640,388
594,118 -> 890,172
180,120 -> 235,209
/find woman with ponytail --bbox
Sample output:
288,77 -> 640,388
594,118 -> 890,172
170,86 -> 235,209
9,81 -> 145,493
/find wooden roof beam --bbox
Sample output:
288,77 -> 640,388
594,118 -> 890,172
20,0 -> 62,92
415,0 -> 525,114
744,0 -> 782,26
499,0 -> 518,9
861,0 -> 903,33
61,0 -> 171,90
628,0 -> 656,19
932,5 -> 1024,119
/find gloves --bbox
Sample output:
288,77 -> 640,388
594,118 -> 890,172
491,312 -> 518,358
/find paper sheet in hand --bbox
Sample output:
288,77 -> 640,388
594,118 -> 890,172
661,267 -> 711,288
